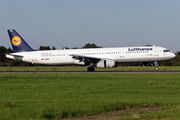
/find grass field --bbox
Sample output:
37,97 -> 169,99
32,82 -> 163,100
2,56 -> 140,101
0,73 -> 180,120
1,66 -> 180,72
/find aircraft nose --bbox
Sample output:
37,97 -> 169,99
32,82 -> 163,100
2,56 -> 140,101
171,52 -> 176,58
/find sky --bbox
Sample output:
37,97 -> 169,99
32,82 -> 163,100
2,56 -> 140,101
1,0 -> 180,51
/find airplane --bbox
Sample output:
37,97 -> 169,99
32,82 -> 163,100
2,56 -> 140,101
6,29 -> 176,71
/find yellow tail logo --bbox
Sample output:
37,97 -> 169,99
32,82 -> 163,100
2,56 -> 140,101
12,36 -> 21,46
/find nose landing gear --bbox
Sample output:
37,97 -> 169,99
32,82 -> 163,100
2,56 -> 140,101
155,61 -> 159,71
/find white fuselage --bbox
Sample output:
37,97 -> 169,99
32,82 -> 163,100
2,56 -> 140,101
7,46 -> 175,65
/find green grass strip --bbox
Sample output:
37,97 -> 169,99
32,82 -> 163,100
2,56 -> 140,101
0,73 -> 180,119
0,66 -> 180,71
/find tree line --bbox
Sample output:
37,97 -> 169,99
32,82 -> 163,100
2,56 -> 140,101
0,43 -> 180,66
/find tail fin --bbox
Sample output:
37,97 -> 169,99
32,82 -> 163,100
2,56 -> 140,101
7,29 -> 34,53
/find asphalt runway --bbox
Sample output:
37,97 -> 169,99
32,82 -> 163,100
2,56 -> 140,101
1,71 -> 180,74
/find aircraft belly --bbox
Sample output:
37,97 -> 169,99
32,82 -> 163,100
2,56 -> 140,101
118,55 -> 171,62
118,58 -> 150,62
118,56 -> 157,62
38,56 -> 74,65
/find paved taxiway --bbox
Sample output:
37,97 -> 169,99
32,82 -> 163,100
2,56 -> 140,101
1,71 -> 180,74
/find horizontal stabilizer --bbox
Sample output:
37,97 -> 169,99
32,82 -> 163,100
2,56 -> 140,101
6,53 -> 24,60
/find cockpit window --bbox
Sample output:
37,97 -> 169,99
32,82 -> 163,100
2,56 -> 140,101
163,50 -> 170,52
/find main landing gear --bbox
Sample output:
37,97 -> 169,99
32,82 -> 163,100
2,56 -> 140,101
87,66 -> 95,72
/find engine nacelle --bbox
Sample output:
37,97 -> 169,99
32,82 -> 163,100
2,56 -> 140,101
95,59 -> 117,68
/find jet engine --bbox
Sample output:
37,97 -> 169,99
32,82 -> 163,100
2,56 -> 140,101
95,59 -> 117,68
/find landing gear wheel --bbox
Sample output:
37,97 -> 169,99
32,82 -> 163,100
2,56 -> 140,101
155,67 -> 159,71
87,67 -> 95,72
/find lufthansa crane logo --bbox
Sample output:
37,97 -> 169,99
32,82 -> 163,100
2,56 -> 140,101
12,36 -> 22,46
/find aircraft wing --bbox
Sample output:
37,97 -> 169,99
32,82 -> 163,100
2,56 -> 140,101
70,54 -> 102,63
71,54 -> 101,60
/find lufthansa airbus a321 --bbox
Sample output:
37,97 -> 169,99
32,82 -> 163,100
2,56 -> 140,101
6,29 -> 176,71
